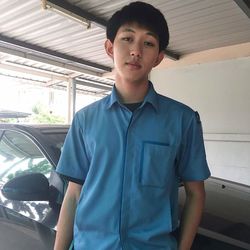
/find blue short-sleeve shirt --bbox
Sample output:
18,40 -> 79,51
56,82 -> 210,250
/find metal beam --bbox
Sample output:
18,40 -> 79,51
44,0 -> 180,61
45,0 -> 107,28
75,79 -> 112,92
234,0 -> 250,18
0,34 -> 112,73
0,72 -> 46,84
0,45 -> 102,76
164,50 -> 180,61
0,62 -> 68,82
45,80 -> 64,87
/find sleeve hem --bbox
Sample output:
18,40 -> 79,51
59,173 -> 84,185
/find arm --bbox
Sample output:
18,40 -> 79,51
54,181 -> 82,250
178,181 -> 206,250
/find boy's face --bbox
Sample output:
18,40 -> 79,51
105,23 -> 164,85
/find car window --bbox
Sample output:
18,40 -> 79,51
0,129 -> 54,225
0,130 -> 53,186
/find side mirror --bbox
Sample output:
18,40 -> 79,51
1,173 -> 50,201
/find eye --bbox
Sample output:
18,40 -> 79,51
121,37 -> 132,42
144,41 -> 155,47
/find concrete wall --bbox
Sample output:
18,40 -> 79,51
151,57 -> 250,185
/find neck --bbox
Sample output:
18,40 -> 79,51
114,75 -> 149,103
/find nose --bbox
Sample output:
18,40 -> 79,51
130,51 -> 141,57
130,45 -> 142,58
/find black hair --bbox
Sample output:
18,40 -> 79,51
106,1 -> 169,52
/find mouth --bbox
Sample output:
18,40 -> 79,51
125,61 -> 142,69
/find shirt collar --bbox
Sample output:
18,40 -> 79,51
106,85 -> 120,109
143,81 -> 159,112
106,81 -> 159,112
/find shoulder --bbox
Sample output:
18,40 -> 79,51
157,94 -> 194,116
156,94 -> 201,132
70,95 -> 110,131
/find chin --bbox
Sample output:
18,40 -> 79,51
126,77 -> 148,85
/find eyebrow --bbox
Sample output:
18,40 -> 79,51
121,27 -> 158,39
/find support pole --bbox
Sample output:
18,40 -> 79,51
72,78 -> 77,117
67,79 -> 72,123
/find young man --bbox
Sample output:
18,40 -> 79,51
54,2 -> 210,250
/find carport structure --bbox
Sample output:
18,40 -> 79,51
0,0 -> 250,122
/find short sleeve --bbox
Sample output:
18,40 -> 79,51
177,111 -> 211,181
56,112 -> 89,184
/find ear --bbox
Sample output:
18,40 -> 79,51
105,39 -> 114,59
153,51 -> 165,67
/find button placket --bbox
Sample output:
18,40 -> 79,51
119,110 -> 140,248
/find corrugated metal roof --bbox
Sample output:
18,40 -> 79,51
66,0 -> 250,54
0,0 -> 111,68
0,0 -> 249,89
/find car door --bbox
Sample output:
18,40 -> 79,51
0,129 -> 54,225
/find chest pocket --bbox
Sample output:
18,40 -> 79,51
140,142 -> 175,188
